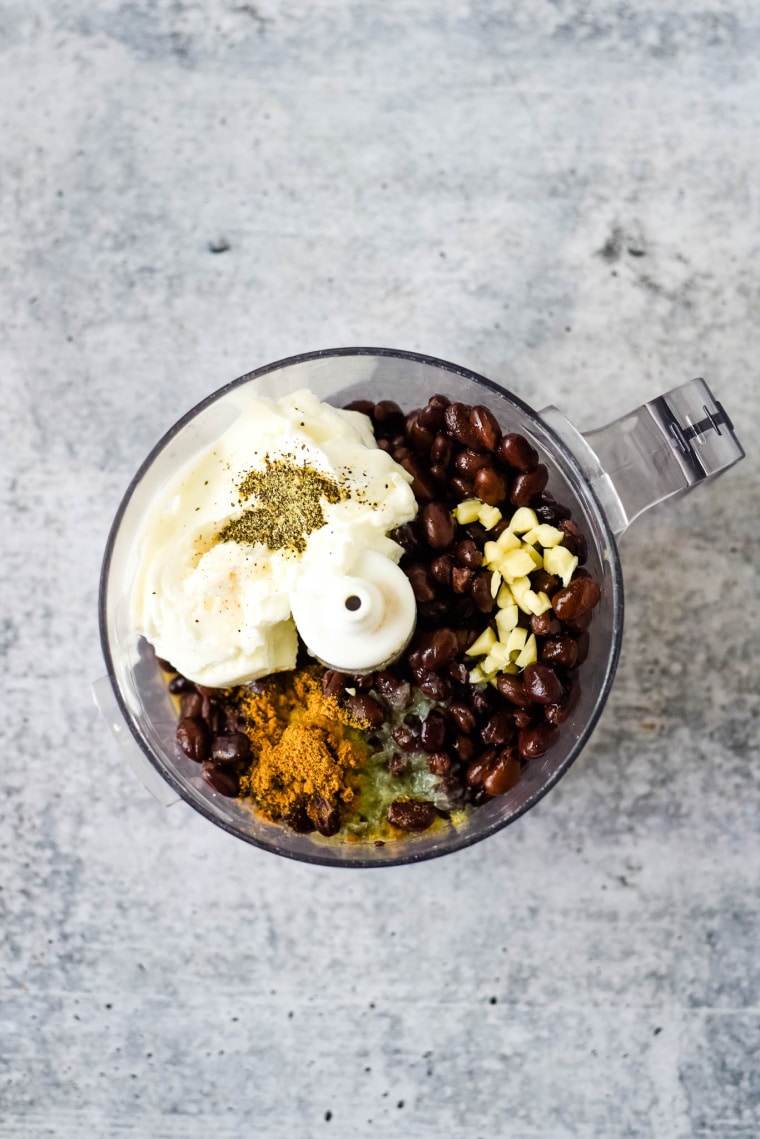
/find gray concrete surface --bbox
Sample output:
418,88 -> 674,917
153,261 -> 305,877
2,2 -> 759,1136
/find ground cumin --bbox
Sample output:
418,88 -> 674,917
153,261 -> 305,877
235,666 -> 368,821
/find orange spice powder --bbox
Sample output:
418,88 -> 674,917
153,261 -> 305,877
235,666 -> 369,822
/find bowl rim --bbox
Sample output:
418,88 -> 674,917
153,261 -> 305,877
98,345 -> 624,867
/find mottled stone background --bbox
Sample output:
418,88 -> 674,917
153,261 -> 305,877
2,1 -> 759,1136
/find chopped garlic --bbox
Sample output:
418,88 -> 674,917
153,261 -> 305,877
454,493 -> 586,682
488,642 -> 510,667
500,548 -> 537,581
509,507 -> 539,533
496,581 -> 513,608
504,626 -> 528,658
466,626 -> 497,656
522,524 -> 564,548
509,576 -> 533,613
525,590 -> 552,616
515,633 -> 538,669
523,544 -> 544,570
495,527 -> 522,552
480,653 -> 502,678
495,603 -> 519,639
483,541 -> 502,568
544,545 -> 578,587
453,499 -> 482,525
478,503 -> 503,530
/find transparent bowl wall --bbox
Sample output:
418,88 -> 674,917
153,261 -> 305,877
100,348 -> 624,867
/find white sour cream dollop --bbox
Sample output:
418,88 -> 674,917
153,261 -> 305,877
132,388 -> 418,686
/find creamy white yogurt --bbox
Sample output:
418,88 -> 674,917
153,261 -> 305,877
132,388 -> 417,686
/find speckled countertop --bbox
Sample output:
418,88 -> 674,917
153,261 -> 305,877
2,3 -> 759,1136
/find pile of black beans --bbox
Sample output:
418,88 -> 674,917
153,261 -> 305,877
165,669 -> 249,798
322,392 -> 603,832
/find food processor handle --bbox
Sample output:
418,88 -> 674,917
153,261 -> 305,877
540,378 -> 745,536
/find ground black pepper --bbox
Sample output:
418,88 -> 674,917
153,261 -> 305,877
218,457 -> 346,553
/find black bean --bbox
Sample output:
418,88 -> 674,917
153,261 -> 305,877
322,669 -> 350,699
180,691 -> 203,718
345,694 -> 385,728
495,674 -> 530,706
387,799 -> 437,832
498,432 -> 539,471
469,686 -> 495,716
523,663 -> 564,705
422,501 -> 457,549
168,674 -> 196,694
307,795 -> 341,837
531,571 -> 562,599
451,565 -> 472,594
419,671 -> 452,701
398,453 -> 438,501
407,412 -> 435,455
427,751 -> 452,775
451,733 -> 475,764
439,771 -> 465,802
201,762 -> 240,797
483,751 -> 521,795
481,709 -> 516,746
430,554 -> 454,587
514,707 -> 537,730
537,493 -> 572,522
283,804 -> 316,833
474,466 -> 509,506
470,570 -> 495,613
563,610 -> 593,634
518,724 -> 558,760
454,539 -> 482,569
530,611 -> 562,638
374,671 -> 412,709
406,563 -> 437,603
176,717 -> 210,763
417,600 -> 450,627
444,402 -> 480,448
392,520 -> 425,555
455,449 -> 492,478
552,577 -> 601,620
420,709 -> 449,752
430,432 -> 453,466
200,694 -> 222,733
466,749 -> 499,786
448,660 -> 470,686
420,628 -> 459,671
418,402 -> 446,432
540,636 -> 579,669
210,732 -> 251,764
449,702 -> 477,734
510,465 -> 549,506
392,723 -> 421,753
469,405 -> 501,452
372,399 -> 406,437
545,681 -> 580,726
349,672 -> 375,692
450,475 -> 475,501
343,398 -> 376,416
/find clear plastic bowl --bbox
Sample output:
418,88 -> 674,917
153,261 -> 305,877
98,347 -> 742,866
